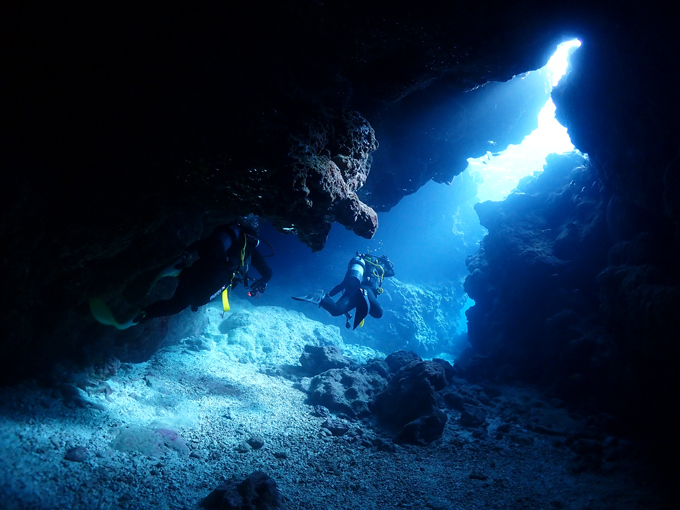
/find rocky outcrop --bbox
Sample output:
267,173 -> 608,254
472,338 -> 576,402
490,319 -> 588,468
299,345 -> 356,376
552,20 -> 680,228
262,107 -> 380,249
201,471 -> 286,510
461,153 -> 616,388
452,5 -> 680,460
307,367 -> 387,419
460,146 -> 680,454
298,349 -> 452,444
549,15 -> 680,446
373,352 -> 450,445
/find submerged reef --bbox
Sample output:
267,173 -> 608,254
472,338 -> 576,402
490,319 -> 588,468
349,279 -> 469,357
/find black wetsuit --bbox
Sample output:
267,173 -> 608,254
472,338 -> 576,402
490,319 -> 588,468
320,256 -> 395,319
142,226 -> 272,320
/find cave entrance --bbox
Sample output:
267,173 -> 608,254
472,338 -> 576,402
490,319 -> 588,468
261,39 -> 583,359
468,39 -> 581,202
343,39 -> 583,346
453,39 -> 581,337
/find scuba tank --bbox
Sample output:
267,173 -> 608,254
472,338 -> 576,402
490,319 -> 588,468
345,255 -> 366,286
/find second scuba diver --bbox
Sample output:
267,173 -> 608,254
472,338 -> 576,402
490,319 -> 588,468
135,222 -> 272,323
89,220 -> 272,329
293,253 -> 395,329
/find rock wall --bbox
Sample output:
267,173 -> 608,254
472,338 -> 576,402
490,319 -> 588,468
553,21 -> 680,449
463,146 -> 680,437
462,153 -> 613,389
460,9 -> 680,452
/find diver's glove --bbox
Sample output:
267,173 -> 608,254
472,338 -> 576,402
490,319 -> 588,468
248,279 -> 267,297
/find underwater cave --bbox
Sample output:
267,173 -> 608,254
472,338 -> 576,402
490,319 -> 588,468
2,2 -> 679,509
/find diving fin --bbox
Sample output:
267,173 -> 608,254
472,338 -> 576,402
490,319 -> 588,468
353,289 -> 370,330
151,255 -> 187,285
89,298 -> 139,330
291,292 -> 324,305
123,255 -> 187,303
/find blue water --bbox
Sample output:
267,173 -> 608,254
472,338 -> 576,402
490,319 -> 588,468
246,40 -> 581,358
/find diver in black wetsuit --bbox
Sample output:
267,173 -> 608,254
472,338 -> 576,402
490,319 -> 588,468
137,223 -> 272,322
293,253 -> 395,329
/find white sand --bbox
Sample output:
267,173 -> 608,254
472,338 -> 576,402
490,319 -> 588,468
0,304 -> 661,509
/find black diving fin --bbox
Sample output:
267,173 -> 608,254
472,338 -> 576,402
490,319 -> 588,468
291,292 -> 324,305
353,289 -> 370,330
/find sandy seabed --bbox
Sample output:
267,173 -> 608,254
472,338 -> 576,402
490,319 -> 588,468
0,313 -> 664,509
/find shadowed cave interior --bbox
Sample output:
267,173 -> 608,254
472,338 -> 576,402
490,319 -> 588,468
1,2 -> 679,509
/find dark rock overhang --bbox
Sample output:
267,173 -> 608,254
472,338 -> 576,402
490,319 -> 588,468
1,1 -> 678,386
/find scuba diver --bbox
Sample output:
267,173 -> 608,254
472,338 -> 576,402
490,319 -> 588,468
90,221 -> 272,329
293,253 -> 395,329
135,222 -> 272,322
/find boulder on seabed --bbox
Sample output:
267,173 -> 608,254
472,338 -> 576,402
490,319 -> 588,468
299,345 -> 355,376
201,471 -> 286,510
307,367 -> 387,418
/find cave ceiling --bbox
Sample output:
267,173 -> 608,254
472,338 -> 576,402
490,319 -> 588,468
1,1 -> 678,382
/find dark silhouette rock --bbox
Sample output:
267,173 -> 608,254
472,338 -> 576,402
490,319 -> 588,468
64,446 -> 88,463
373,359 -> 448,443
462,152 -> 610,384
201,471 -> 285,510
441,389 -> 465,412
364,359 -> 390,379
396,410 -> 448,446
322,418 -> 351,437
432,358 -> 455,383
247,435 -> 265,450
384,351 -> 422,374
460,405 -> 488,428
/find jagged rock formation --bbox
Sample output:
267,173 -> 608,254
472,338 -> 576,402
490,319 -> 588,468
551,26 -> 680,430
299,349 -> 453,445
462,152 -> 679,451
201,471 -> 286,510
462,152 -> 612,389
373,354 -> 449,445
452,7 -> 680,459
307,368 -> 387,419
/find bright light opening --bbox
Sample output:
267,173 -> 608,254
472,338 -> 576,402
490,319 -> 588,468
456,296 -> 475,335
547,39 -> 582,87
468,39 -> 581,203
